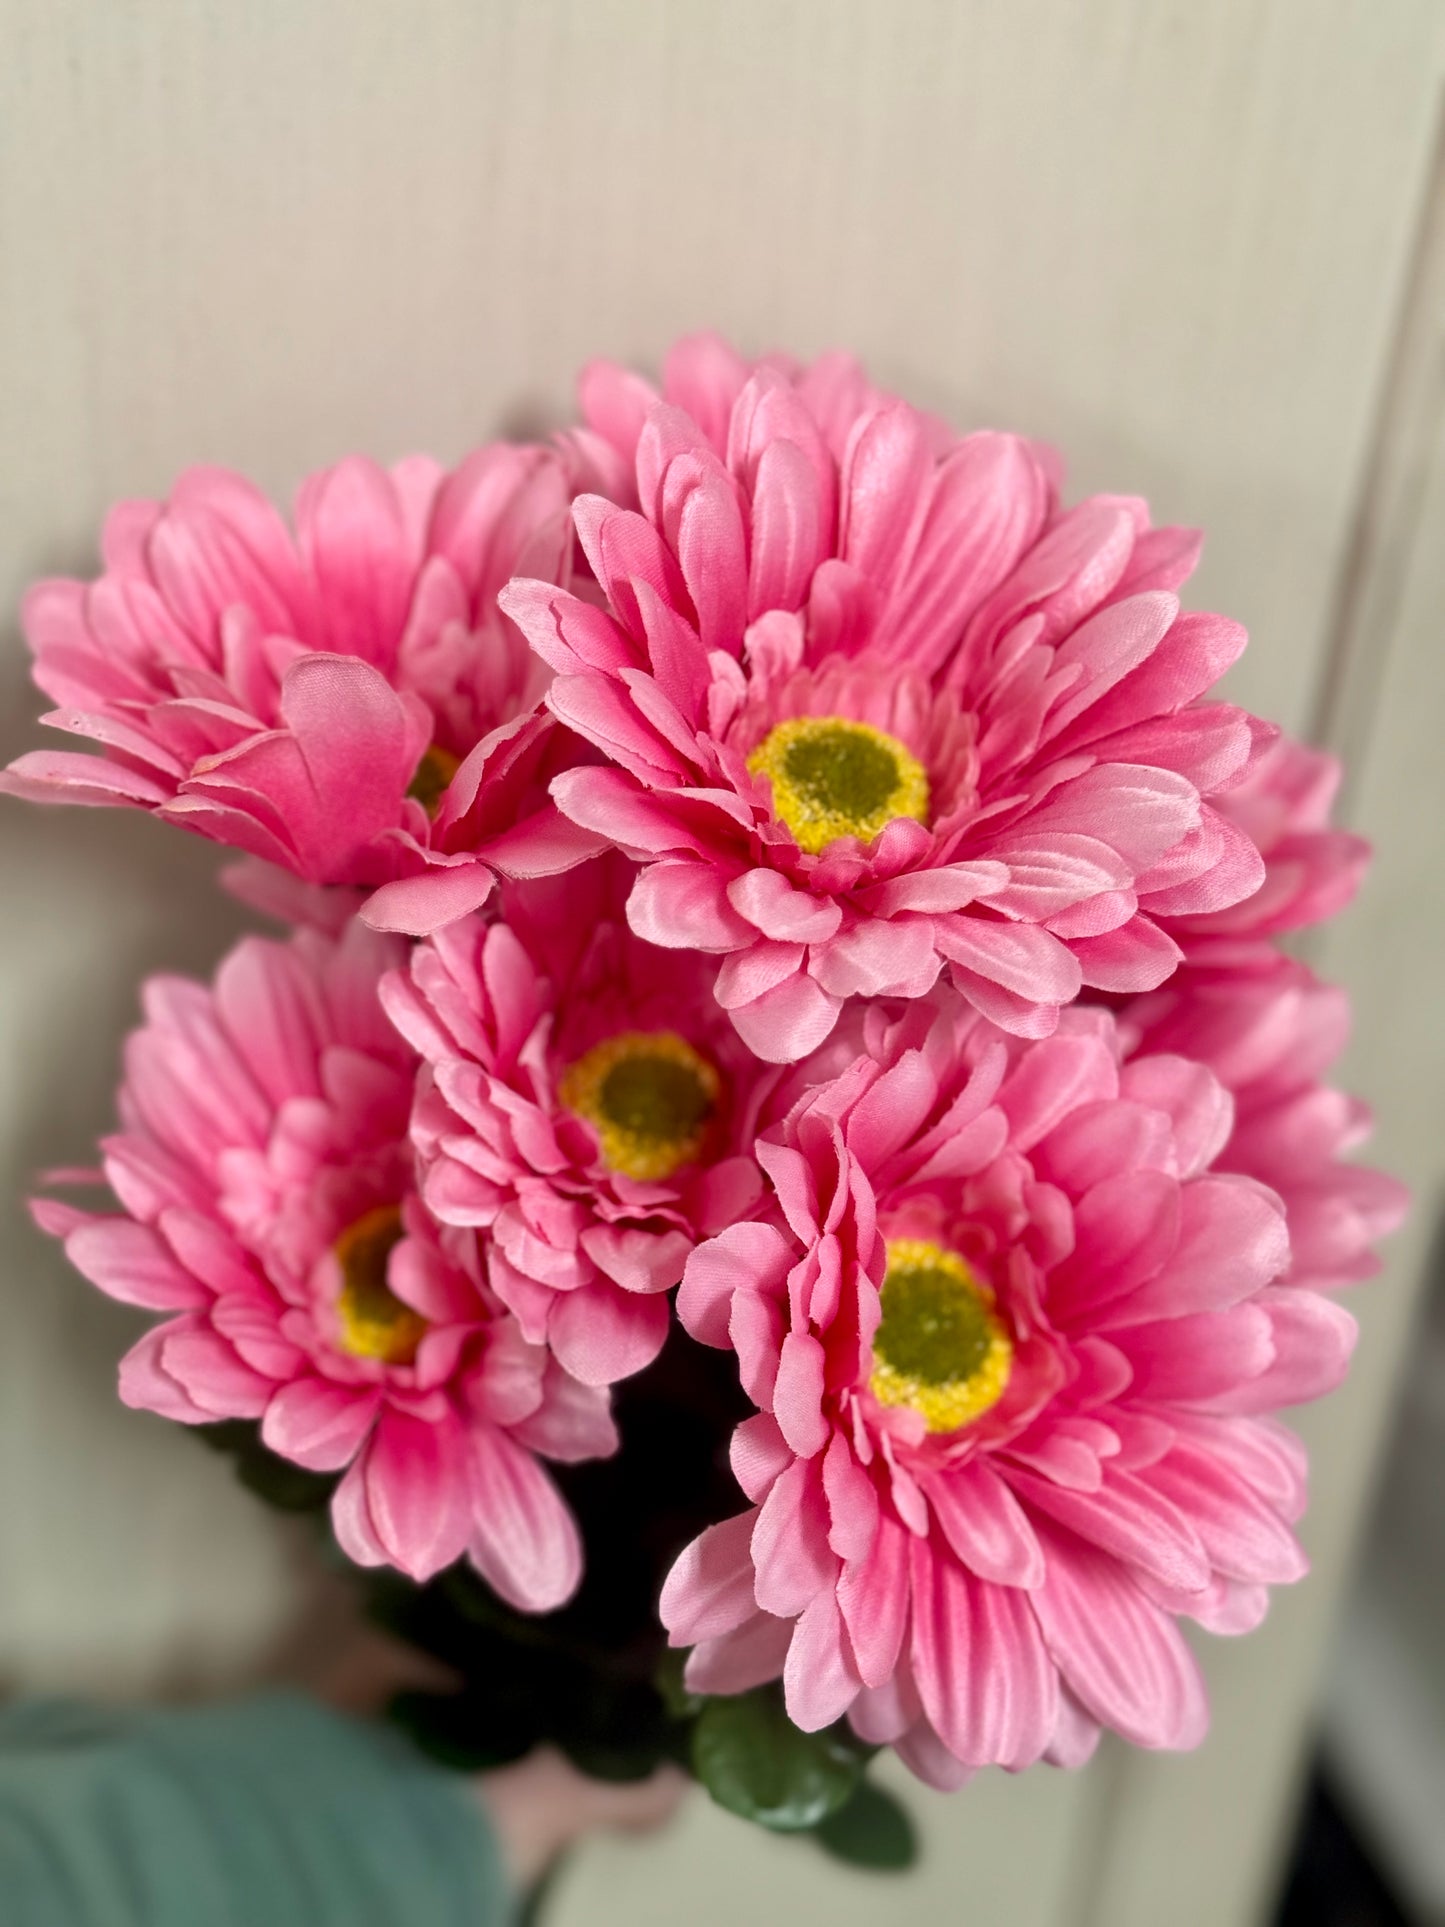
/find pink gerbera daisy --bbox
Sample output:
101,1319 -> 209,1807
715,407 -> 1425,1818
34,920 -> 612,1608
380,860 -> 772,1390
497,335 -> 1269,1063
662,996 -> 1356,1786
2,450 -> 603,932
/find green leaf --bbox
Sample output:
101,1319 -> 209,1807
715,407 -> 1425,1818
814,1777 -> 919,1870
691,1689 -> 866,1832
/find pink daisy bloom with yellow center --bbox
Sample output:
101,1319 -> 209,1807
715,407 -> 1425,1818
498,335 -> 1269,1064
380,861 -> 773,1390
662,996 -> 1358,1786
34,921 -> 611,1609
2,449 -> 603,933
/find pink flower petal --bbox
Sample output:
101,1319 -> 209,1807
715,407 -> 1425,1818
811,914 -> 940,1000
784,1589 -> 862,1731
728,970 -> 842,1063
660,1511 -> 761,1643
837,1514 -> 911,1690
117,1319 -> 219,1424
508,1361 -> 618,1464
628,859 -> 755,950
927,1462 -> 1045,1589
157,1322 -> 274,1419
935,917 -> 1083,1004
63,1218 -> 208,1310
751,1458 -> 838,1617
772,1329 -> 829,1458
726,869 -> 842,944
1031,1523 -> 1209,1750
578,1225 -> 692,1294
547,1280 -> 670,1387
1212,1289 -> 1357,1412
347,1406 -> 473,1583
822,1432 -> 880,1564
262,1378 -> 379,1472
685,1612 -> 795,1695
678,1224 -> 795,1348
1114,1177 -> 1289,1324
1147,1441 -> 1306,1586
364,865 -> 497,937
908,1534 -> 1058,1769
1004,1465 -> 1211,1593
1071,913 -> 1182,992
722,1420 -> 791,1515
467,1427 -> 583,1612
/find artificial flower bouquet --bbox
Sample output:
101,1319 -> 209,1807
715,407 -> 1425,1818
4,337 -> 1404,1868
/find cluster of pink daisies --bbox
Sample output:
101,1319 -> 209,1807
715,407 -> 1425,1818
6,336 -> 1403,1790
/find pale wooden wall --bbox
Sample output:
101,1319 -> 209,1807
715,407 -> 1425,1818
2,6 -> 1442,1924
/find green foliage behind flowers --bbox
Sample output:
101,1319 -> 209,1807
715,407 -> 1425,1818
690,1685 -> 871,1830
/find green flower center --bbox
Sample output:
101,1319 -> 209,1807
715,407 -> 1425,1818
560,1031 -> 720,1181
869,1238 -> 1012,1433
334,1205 -> 427,1365
407,745 -> 462,820
746,717 -> 929,854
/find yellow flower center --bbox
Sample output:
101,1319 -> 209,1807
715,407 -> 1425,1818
559,1031 -> 720,1181
334,1205 -> 428,1365
869,1238 -> 1013,1433
746,717 -> 929,855
407,745 -> 462,819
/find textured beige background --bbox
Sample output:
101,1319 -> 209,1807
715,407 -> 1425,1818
2,5 -> 1443,1923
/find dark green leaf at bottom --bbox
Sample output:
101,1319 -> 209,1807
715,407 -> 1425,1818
815,1777 -> 919,1869
691,1688 -> 867,1832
